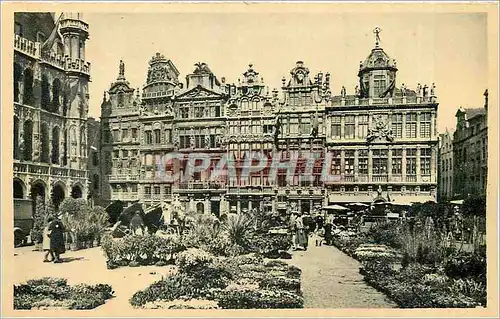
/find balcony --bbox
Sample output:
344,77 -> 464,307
59,18 -> 89,33
65,58 -> 91,76
41,51 -> 66,70
329,95 -> 437,107
372,175 -> 388,183
173,181 -> 225,193
14,35 -> 40,59
13,161 -> 87,180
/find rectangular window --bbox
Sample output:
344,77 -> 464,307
131,128 -> 137,139
113,129 -> 120,142
122,129 -> 129,141
331,151 -> 341,176
373,75 -> 386,97
144,186 -> 151,195
406,113 -> 417,138
145,131 -> 153,144
344,116 -> 355,139
165,129 -> 171,143
154,186 -> 161,195
358,150 -> 368,175
154,129 -> 161,144
180,108 -> 189,119
391,114 -> 403,138
113,150 -> 119,158
290,118 -> 299,135
420,113 -> 432,138
331,116 -> 341,139
300,117 -> 310,135
406,149 -> 417,175
392,149 -> 402,175
421,148 -> 431,175
164,185 -> 171,195
358,115 -> 368,139
122,150 -> 128,158
131,184 -> 138,192
372,149 -> 388,175
344,150 -> 355,175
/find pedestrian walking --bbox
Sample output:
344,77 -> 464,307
130,211 -> 145,235
42,216 -> 55,262
302,212 -> 314,250
48,217 -> 66,263
289,212 -> 298,250
294,213 -> 307,250
324,213 -> 334,245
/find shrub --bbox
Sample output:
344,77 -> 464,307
176,248 -> 215,273
259,275 -> 301,293
143,299 -> 220,309
101,233 -> 184,267
217,288 -> 303,309
444,251 -> 486,283
31,196 -> 46,245
247,232 -> 292,257
14,277 -> 113,310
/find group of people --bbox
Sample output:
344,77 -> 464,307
289,211 -> 335,251
42,216 -> 66,263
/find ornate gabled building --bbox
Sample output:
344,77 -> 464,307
224,64 -> 277,214
324,29 -> 439,206
13,13 -> 91,232
100,28 -> 439,214
452,90 -> 488,198
273,61 -> 330,213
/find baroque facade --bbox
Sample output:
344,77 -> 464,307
13,13 -> 91,231
452,90 -> 488,198
100,30 -> 439,213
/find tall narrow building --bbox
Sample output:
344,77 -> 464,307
13,13 -> 91,232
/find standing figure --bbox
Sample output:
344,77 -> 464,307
416,83 -> 422,97
42,216 -> 55,262
400,83 -> 406,97
341,86 -> 347,98
130,211 -> 145,235
48,217 -> 66,263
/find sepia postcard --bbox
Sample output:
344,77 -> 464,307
1,1 -> 499,318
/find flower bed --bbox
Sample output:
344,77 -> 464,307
130,250 -> 303,309
331,218 -> 487,308
14,277 -> 113,310
363,261 -> 485,308
101,233 -> 184,269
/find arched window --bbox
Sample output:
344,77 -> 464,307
52,78 -> 61,113
23,68 -> 34,105
23,120 -> 33,161
14,63 -> 22,102
62,129 -> 68,165
117,92 -> 124,106
40,123 -> 50,163
13,180 -> 24,199
41,74 -> 50,111
93,174 -> 99,190
51,127 -> 60,164
13,117 -> 20,160
241,100 -> 249,111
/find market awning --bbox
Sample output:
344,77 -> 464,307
450,199 -> 464,205
328,194 -> 372,203
323,204 -> 349,211
391,196 -> 437,206
347,202 -> 369,207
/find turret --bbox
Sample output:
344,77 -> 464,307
357,27 -> 397,99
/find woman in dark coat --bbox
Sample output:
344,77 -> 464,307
48,218 -> 66,263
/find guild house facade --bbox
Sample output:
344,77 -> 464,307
100,28 -> 438,214
13,13 -> 91,231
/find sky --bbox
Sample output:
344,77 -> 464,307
83,11 -> 488,133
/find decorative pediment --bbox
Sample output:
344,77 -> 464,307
109,82 -> 134,94
176,85 -> 223,99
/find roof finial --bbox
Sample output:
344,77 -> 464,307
373,26 -> 382,48
118,59 -> 125,79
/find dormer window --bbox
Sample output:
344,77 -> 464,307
373,74 -> 386,97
